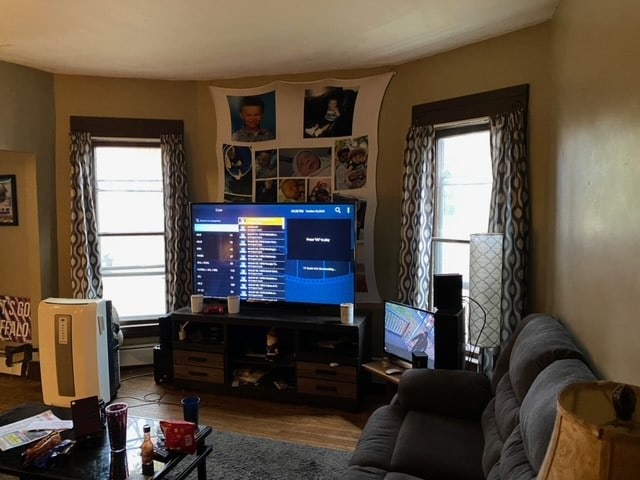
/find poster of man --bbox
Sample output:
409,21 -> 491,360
228,92 -> 276,142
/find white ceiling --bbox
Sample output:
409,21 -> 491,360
0,0 -> 559,81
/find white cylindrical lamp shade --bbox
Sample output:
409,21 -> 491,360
468,233 -> 503,348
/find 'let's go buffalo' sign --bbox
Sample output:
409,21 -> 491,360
0,296 -> 31,343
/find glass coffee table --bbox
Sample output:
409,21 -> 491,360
0,403 -> 212,480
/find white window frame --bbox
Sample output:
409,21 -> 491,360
93,139 -> 166,325
430,120 -> 492,344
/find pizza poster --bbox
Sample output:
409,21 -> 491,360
0,296 -> 32,343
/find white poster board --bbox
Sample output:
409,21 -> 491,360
210,72 -> 392,303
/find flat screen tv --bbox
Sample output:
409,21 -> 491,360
191,202 -> 356,307
384,300 -> 436,369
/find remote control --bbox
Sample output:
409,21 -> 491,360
153,445 -> 171,461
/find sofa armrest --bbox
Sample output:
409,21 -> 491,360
396,368 -> 492,420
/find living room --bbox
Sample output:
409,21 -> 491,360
1,0 -> 639,477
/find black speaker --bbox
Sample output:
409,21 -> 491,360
105,300 -> 120,401
153,345 -> 173,384
158,313 -> 173,349
412,351 -> 429,369
433,274 -> 463,312
434,308 -> 465,370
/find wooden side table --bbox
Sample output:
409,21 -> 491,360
363,360 -> 408,401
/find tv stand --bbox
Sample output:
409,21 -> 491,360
158,306 -> 370,410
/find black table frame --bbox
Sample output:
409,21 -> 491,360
0,403 -> 212,480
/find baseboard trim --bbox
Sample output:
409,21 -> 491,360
120,344 -> 155,367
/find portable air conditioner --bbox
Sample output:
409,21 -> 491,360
38,298 -> 111,407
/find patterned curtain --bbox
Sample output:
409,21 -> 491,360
69,131 -> 103,298
488,107 -> 530,346
397,125 -> 436,309
161,133 -> 192,312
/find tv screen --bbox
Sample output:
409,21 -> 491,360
384,300 -> 435,368
191,202 -> 356,306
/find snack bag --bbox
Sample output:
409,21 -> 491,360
159,420 -> 197,455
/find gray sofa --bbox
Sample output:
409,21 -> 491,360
344,313 -> 597,480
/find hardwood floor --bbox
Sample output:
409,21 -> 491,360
0,366 -> 386,452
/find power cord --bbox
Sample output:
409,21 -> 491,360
114,371 -> 182,408
462,295 -> 487,370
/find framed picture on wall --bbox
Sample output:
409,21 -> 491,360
0,175 -> 18,226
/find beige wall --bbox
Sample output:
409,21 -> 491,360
54,25 -> 553,304
0,152 -> 40,297
0,151 -> 42,343
550,0 -> 640,384
45,2 -> 640,384
54,68 -> 389,296
377,24 -> 553,307
53,29 -> 553,316
0,62 -> 56,301
54,76 -> 199,296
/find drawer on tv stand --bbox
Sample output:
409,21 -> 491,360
297,361 -> 356,383
173,363 -> 224,384
297,377 -> 357,400
174,350 -> 223,368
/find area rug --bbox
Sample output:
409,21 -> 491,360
176,429 -> 352,479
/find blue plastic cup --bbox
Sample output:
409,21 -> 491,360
181,396 -> 201,425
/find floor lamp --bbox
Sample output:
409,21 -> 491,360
468,233 -> 503,375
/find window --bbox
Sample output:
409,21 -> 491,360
432,124 -> 492,341
408,85 -> 529,360
94,144 -> 166,321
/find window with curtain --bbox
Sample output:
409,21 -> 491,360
94,143 -> 166,321
69,116 -> 190,328
399,84 -> 529,360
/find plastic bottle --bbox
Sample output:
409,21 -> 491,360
141,424 -> 154,475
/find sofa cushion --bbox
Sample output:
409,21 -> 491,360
390,410 -> 485,480
481,398 -> 502,476
397,368 -> 491,420
481,373 -> 521,475
508,316 -> 585,402
497,425 -> 537,480
343,466 -> 427,480
492,374 -> 521,442
491,313 -> 547,393
349,404 -> 405,471
385,473 -> 427,480
340,465 -> 424,480
342,465 -> 390,480
519,358 -> 596,472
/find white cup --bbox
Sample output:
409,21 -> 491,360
227,295 -> 240,314
340,302 -> 354,324
190,294 -> 204,313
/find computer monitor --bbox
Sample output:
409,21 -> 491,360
383,300 -> 435,369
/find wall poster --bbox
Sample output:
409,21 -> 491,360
0,175 -> 18,226
0,296 -> 32,343
210,73 -> 393,303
